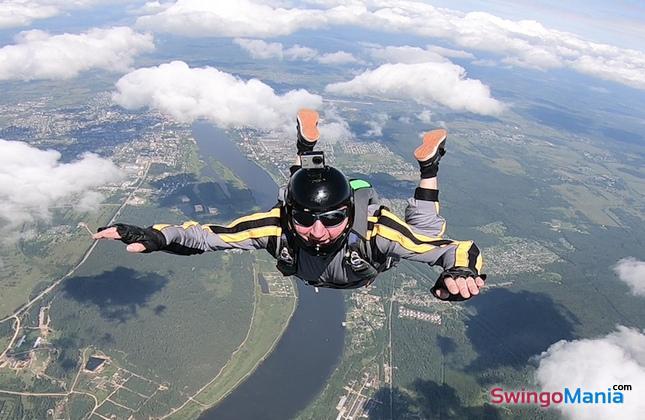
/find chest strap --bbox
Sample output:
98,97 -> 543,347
273,179 -> 397,286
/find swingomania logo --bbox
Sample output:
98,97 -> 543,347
490,385 -> 633,408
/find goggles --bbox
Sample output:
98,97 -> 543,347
291,207 -> 348,228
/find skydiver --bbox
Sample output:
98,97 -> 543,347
93,109 -> 486,301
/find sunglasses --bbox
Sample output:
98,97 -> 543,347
291,207 -> 349,227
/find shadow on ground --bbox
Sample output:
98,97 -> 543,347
155,175 -> 260,221
437,335 -> 457,355
62,267 -> 168,322
369,380 -> 502,419
464,288 -> 578,372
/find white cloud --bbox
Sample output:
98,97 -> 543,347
112,60 -> 322,130
0,140 -> 123,242
234,38 -> 358,64
535,326 -> 645,420
75,190 -> 106,213
0,0 -> 118,28
367,45 -> 461,64
325,62 -> 504,116
571,52 -> 645,91
0,2 -> 57,28
317,51 -> 359,64
136,0 -> 330,38
0,27 -> 154,81
471,58 -> 500,67
364,5 -> 645,89
417,109 -> 433,123
425,45 -> 475,60
233,38 -> 285,60
130,1 -> 174,15
137,0 -> 645,89
284,44 -> 318,61
613,258 -> 645,297
318,107 -> 353,142
364,112 -> 389,137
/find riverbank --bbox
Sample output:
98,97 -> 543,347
166,256 -> 298,419
157,126 -> 296,419
189,123 -> 346,420
200,283 -> 345,420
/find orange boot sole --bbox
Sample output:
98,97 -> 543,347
414,129 -> 447,162
297,109 -> 320,143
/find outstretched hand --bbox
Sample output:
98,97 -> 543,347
92,227 -> 147,253
92,224 -> 157,253
434,276 -> 485,300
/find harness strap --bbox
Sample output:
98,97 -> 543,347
349,180 -> 373,240
273,179 -> 396,286
273,206 -> 298,276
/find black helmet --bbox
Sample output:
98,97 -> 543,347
286,165 -> 353,255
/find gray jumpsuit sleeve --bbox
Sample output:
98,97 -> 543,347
151,207 -> 281,254
371,205 -> 483,274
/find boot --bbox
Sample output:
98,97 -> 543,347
415,129 -> 447,179
296,108 -> 320,154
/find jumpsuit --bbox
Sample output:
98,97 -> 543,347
152,186 -> 484,289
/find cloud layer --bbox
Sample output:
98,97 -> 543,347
326,62 -> 504,116
234,38 -> 359,64
112,60 -> 322,129
0,0 -> 113,28
136,0 -> 330,38
364,112 -> 389,137
367,44 -> 473,64
536,326 -> 645,420
613,258 -> 645,297
0,140 -> 123,241
136,0 -> 645,90
318,107 -> 353,142
0,27 -> 154,81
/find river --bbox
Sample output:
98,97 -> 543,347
192,122 -> 346,419
191,122 -> 277,209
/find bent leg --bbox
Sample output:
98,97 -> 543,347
404,185 -> 446,238
294,109 -> 319,166
406,129 -> 448,237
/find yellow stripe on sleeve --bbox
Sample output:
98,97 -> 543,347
371,224 -> 440,253
226,208 -> 281,228
379,209 -> 445,242
454,240 -> 473,268
476,254 -> 484,273
219,226 -> 282,243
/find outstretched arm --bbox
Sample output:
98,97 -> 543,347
93,208 -> 282,255
372,209 -> 486,300
93,224 -> 166,253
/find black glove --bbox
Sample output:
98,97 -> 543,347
431,267 -> 487,302
97,223 -> 167,253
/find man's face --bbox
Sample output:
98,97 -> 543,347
292,206 -> 349,245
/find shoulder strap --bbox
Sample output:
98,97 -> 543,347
272,204 -> 298,276
349,179 -> 375,240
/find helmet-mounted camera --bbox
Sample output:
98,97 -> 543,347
300,151 -> 325,170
